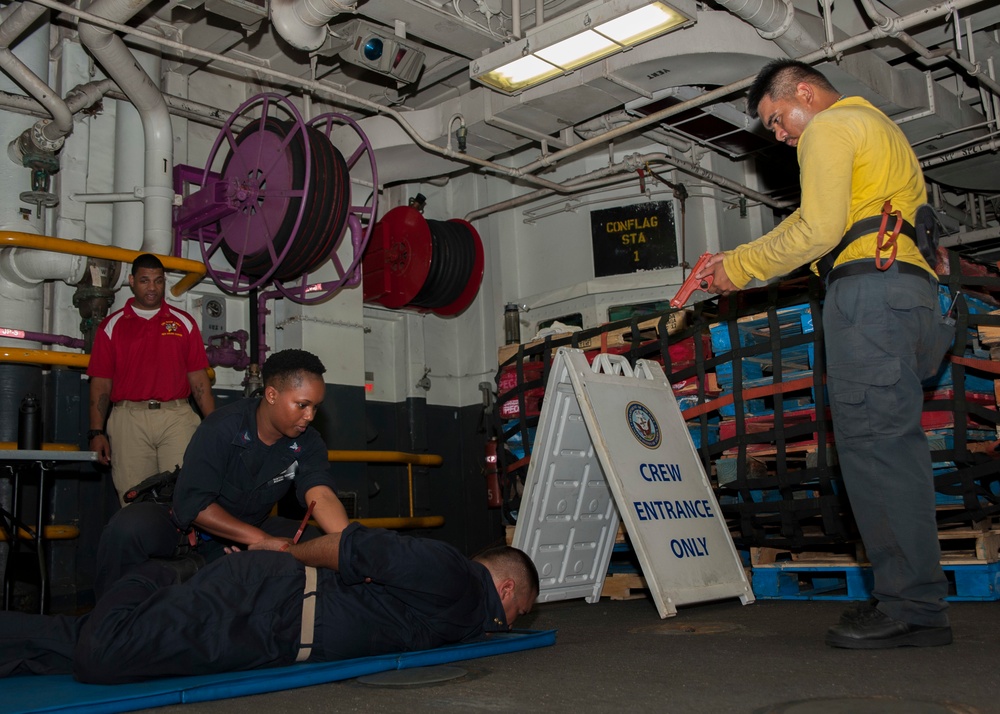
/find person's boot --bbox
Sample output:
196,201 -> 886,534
826,606 -> 952,649
838,598 -> 879,624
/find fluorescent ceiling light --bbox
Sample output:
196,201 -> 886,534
534,31 -> 618,70
470,0 -> 696,95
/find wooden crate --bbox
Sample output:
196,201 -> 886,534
977,310 -> 1000,346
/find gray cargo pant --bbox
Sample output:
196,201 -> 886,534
823,261 -> 953,627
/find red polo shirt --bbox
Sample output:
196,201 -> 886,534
88,298 -> 209,402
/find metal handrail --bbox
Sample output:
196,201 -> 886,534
0,232 -> 206,296
0,442 -> 79,451
0,232 -> 208,369
328,449 -> 445,529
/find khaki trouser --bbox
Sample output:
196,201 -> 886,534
107,399 -> 201,506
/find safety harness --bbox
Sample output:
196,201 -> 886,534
817,201 -> 939,279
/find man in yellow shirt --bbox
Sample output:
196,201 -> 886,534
697,60 -> 953,648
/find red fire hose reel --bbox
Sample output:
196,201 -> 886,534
362,206 -> 484,316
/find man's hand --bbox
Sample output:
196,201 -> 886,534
696,253 -> 738,295
90,434 -> 111,466
88,376 -> 113,465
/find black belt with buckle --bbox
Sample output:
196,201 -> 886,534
116,398 -> 187,410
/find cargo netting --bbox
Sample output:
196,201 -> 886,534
493,250 -> 1000,549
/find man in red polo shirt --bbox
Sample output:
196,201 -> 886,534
87,254 -> 215,505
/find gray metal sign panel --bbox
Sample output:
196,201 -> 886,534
512,350 -> 621,605
513,348 -> 754,618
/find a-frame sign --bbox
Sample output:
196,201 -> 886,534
512,348 -> 753,618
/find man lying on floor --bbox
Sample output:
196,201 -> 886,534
0,523 -> 539,683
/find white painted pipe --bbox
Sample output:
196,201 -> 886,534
78,0 -> 174,255
270,0 -> 357,52
0,3 -> 73,155
464,150 -> 791,221
27,0 -> 995,197
0,8 -> 46,346
112,43 -> 160,253
0,243 -> 86,287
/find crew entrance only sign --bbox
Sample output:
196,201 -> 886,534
512,349 -> 753,618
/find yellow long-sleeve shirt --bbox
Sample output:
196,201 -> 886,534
724,96 -> 930,288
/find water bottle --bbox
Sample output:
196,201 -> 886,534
18,393 -> 42,450
503,303 -> 521,345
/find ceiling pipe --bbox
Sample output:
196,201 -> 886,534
77,0 -> 174,255
465,150 -> 790,222
516,0 -> 994,177
0,3 -> 73,164
920,137 -> 1000,168
18,0 -> 595,194
23,0 -> 994,198
575,112 -> 693,153
651,152 -> 794,209
0,87 -> 49,117
939,224 -> 1000,248
270,0 -> 358,52
712,0 -> 811,48
895,33 -> 1000,99
856,0 -> 1000,98
0,78 -> 114,121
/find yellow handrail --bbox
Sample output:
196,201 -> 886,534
0,442 -> 79,451
0,232 -> 206,296
0,524 -> 79,541
0,348 -> 90,369
0,232 -> 210,370
327,449 -> 444,528
351,516 -> 445,529
328,450 -> 443,467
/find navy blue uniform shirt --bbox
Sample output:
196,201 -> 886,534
314,523 -> 510,660
172,397 -> 336,529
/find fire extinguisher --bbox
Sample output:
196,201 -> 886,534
485,437 -> 501,508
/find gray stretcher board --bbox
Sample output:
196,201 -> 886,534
512,348 -> 754,618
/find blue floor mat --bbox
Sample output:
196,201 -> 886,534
1,629 -> 556,714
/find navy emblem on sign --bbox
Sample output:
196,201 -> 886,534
626,401 -> 660,449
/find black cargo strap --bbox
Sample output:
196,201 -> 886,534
826,259 -> 937,287
817,214 -> 916,279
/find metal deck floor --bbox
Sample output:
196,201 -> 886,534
137,596 -> 1000,713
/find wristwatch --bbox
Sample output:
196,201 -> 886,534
87,429 -> 105,440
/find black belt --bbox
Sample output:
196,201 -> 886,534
115,399 -> 188,410
826,260 -> 937,287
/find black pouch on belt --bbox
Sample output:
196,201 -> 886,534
124,464 -> 182,504
914,203 -> 939,267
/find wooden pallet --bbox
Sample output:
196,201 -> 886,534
937,527 -> 1000,564
749,541 -> 865,568
498,312 -> 687,365
749,527 -> 1000,567
601,572 -> 648,600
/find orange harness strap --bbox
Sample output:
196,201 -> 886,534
875,200 -> 903,271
